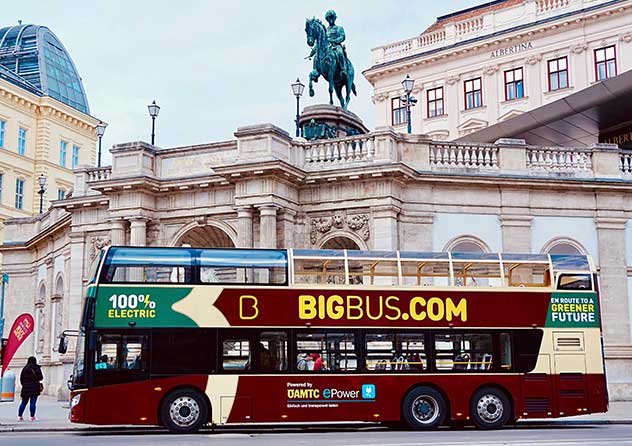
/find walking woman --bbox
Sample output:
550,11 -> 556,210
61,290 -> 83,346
18,356 -> 43,421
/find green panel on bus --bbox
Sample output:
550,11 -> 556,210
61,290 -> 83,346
94,286 -> 197,328
545,292 -> 599,328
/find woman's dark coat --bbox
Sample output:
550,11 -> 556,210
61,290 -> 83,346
19,364 -> 43,398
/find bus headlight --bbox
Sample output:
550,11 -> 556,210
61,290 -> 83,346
71,394 -> 81,408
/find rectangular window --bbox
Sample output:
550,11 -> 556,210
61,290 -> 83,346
464,78 -> 482,109
72,145 -> 79,169
57,189 -> 66,200
365,332 -> 426,372
427,87 -> 444,118
199,248 -> 287,285
505,68 -> 524,101
152,329 -> 215,375
103,247 -> 194,283
391,97 -> 407,126
595,46 -> 616,81
434,333 -> 494,372
548,57 -> 568,91
0,120 -> 5,148
295,332 -> 357,372
59,140 -> 67,167
259,331 -> 288,372
18,127 -> 26,155
15,178 -> 24,209
222,339 -> 251,371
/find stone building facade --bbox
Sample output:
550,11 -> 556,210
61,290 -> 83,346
1,125 -> 632,400
365,0 -> 632,140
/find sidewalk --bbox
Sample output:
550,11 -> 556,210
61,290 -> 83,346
0,395 -> 631,432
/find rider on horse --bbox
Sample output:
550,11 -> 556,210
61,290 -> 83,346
325,10 -> 348,74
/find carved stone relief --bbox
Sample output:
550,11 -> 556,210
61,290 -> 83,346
90,237 -> 111,260
310,212 -> 370,245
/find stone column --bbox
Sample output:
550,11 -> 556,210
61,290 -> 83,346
258,205 -> 279,249
44,257 -> 54,363
278,209 -> 297,248
67,231 -> 86,356
372,205 -> 400,251
595,217 -> 630,345
129,217 -> 149,247
500,215 -> 532,253
235,207 -> 254,248
110,218 -> 127,246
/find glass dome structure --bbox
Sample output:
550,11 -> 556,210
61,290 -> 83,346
0,24 -> 89,114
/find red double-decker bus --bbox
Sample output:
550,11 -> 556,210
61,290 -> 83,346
63,247 -> 607,433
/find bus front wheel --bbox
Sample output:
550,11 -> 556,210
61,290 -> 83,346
161,388 -> 209,434
402,386 -> 447,430
470,386 -> 511,429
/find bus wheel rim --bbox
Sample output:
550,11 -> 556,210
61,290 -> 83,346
476,393 -> 504,423
169,396 -> 200,427
412,395 -> 440,424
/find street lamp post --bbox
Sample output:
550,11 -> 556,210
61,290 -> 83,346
401,74 -> 417,134
147,100 -> 160,145
95,121 -> 107,167
291,78 -> 305,138
37,174 -> 46,214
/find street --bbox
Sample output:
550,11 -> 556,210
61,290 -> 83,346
1,424 -> 632,446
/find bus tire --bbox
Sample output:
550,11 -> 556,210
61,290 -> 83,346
402,386 -> 447,430
161,388 -> 208,434
470,386 -> 511,429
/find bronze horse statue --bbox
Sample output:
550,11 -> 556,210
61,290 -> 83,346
305,17 -> 356,110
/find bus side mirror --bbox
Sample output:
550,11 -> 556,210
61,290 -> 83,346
58,335 -> 68,354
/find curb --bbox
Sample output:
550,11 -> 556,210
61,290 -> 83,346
1,420 -> 632,433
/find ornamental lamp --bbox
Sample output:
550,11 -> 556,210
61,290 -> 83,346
402,74 -> 415,94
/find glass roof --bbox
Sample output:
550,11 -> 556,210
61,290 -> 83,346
0,24 -> 89,114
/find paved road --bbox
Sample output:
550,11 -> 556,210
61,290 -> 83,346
1,424 -> 632,446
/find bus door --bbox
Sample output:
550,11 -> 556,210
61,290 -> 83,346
552,331 -> 588,417
217,330 -> 255,423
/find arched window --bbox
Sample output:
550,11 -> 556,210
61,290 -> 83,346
541,238 -> 586,256
444,236 -> 491,254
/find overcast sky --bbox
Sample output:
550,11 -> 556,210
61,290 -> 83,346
8,0 -> 480,164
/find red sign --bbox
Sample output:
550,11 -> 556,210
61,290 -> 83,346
1,313 -> 34,377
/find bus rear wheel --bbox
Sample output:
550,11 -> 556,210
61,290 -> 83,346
161,388 -> 208,434
470,387 -> 511,429
402,386 -> 447,430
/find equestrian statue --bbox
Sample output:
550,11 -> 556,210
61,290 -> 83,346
305,10 -> 357,110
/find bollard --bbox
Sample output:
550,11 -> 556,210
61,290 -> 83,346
0,369 -> 15,402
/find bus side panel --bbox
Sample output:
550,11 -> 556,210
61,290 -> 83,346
586,373 -> 608,414
225,375 -> 523,424
77,375 -> 208,425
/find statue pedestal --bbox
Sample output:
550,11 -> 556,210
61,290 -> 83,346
299,104 -> 369,141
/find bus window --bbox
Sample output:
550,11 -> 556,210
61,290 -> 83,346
102,247 -> 193,284
151,330 -> 215,375
259,332 -> 288,372
200,249 -> 287,285
504,262 -> 550,288
557,274 -> 592,290
452,262 -> 502,287
347,259 -> 399,286
434,333 -> 493,371
293,258 -> 346,285
500,332 -> 512,371
222,339 -> 250,371
122,335 -> 147,370
365,333 -> 394,371
400,261 -> 450,287
398,333 -> 426,371
295,332 -> 357,372
95,335 -> 119,370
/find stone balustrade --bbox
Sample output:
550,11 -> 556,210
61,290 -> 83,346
526,146 -> 593,175
455,16 -> 484,37
430,142 -> 499,170
298,134 -> 376,168
621,152 -> 632,177
537,0 -> 571,13
86,166 -> 112,182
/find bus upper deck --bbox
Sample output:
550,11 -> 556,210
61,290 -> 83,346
97,246 -> 596,291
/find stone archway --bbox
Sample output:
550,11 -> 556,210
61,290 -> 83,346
172,221 -> 236,248
321,236 -> 361,250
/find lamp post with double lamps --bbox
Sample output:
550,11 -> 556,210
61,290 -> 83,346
401,74 -> 417,134
147,100 -> 160,145
95,121 -> 107,167
291,78 -> 305,138
37,174 -> 46,214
